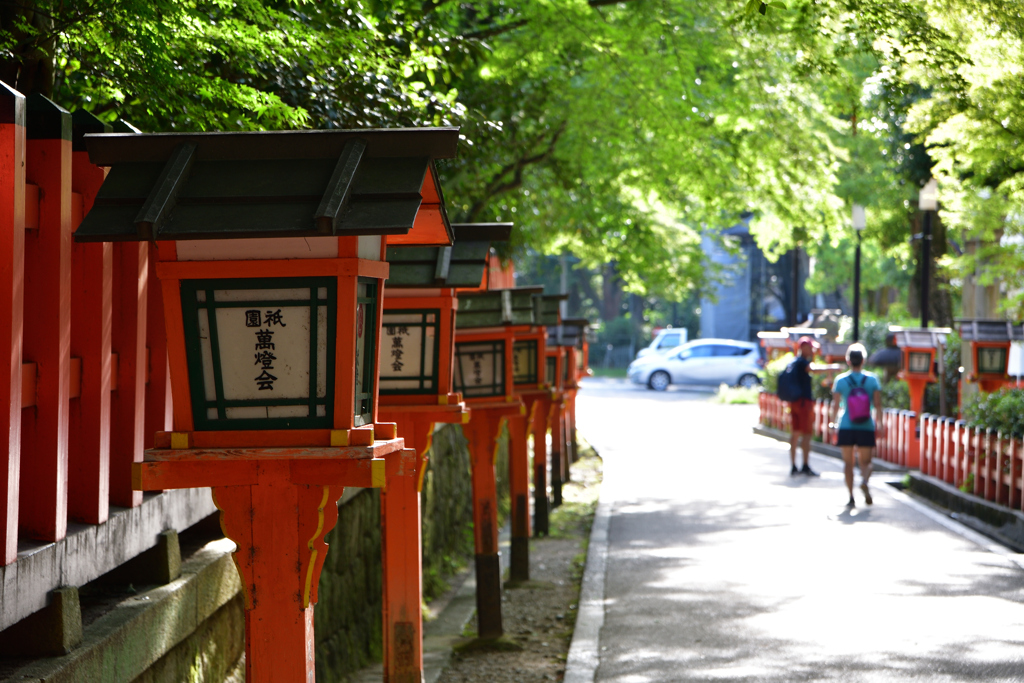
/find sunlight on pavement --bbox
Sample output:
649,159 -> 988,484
574,379 -> 1024,682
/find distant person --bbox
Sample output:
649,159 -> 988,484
830,342 -> 883,508
786,336 -> 819,477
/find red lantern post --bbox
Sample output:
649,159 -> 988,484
454,288 -> 525,639
376,221 -> 510,677
74,127 -> 459,682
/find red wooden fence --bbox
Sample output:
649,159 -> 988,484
1,91 -> 168,566
758,393 -> 916,467
918,414 -> 1024,512
759,393 -> 1024,515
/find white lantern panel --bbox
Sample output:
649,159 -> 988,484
181,277 -> 336,430
454,340 -> 505,398
379,310 -> 439,394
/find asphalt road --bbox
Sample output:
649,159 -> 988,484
571,378 -> 1024,682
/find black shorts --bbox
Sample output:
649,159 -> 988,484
837,429 -> 876,447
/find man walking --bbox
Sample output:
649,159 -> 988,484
830,342 -> 883,507
788,336 -> 819,476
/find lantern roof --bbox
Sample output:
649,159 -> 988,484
956,319 -> 1023,342
890,326 -> 952,349
533,293 -> 567,327
456,285 -> 543,329
386,223 -> 513,288
74,127 -> 459,243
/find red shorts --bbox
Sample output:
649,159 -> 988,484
789,398 -> 814,433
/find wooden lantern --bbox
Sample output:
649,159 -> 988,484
501,285 -> 547,583
892,326 -> 951,468
757,330 -> 790,361
958,319 -> 1022,393
453,287 -> 530,639
73,127 -> 459,683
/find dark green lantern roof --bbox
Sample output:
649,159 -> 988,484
534,293 -> 567,327
386,223 -> 513,288
74,127 -> 458,242
456,286 -> 543,329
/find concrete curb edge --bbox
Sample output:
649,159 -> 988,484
563,476 -> 612,682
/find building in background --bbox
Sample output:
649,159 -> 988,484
701,217 -> 836,342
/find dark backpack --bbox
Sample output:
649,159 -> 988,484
776,361 -> 802,402
846,375 -> 872,424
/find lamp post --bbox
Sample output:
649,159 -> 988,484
852,204 -> 866,342
919,178 -> 939,328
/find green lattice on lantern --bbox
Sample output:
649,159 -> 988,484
180,276 -> 337,431
454,340 -> 505,398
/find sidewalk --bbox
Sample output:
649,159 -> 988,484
566,391 -> 1024,682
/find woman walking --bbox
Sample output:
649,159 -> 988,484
830,343 -> 883,508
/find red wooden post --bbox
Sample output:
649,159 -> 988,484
462,408 -> 513,639
971,426 -> 982,496
20,94 -> 71,542
144,244 -> 172,448
67,110 -> 111,524
507,411 -> 531,581
1011,437 -> 1022,511
0,83 -> 24,564
953,420 -> 964,488
550,395 -> 564,508
983,429 -> 993,501
921,415 -> 932,476
376,407 -> 465,683
532,392 -> 551,536
110,240 -> 148,507
381,447 -> 422,682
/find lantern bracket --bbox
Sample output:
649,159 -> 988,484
314,137 -> 367,235
135,141 -> 196,240
435,246 -> 452,281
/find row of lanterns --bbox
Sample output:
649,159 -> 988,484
73,127 -> 592,681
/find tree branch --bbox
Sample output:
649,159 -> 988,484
465,122 -> 567,222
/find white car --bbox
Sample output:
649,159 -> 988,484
627,339 -> 763,391
635,328 -> 688,359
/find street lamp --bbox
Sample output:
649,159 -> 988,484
852,204 -> 866,342
919,178 -> 939,328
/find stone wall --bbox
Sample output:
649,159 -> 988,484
315,488 -> 384,682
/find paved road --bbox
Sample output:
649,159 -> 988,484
572,378 -> 1024,682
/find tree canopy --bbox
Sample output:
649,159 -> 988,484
4,0 -> 1023,312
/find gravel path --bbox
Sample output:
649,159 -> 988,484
437,451 -> 602,683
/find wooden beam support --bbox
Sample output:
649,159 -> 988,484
68,110 -> 112,525
0,82 -> 24,565
314,138 -> 366,235
110,241 -> 148,508
20,93 -> 71,543
134,142 -> 195,240
381,448 -> 423,681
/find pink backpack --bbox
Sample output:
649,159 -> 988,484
847,375 -> 872,424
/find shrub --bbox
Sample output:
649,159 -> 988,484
713,384 -> 759,404
961,388 -> 1024,438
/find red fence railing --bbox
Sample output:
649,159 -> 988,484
1,89 -> 169,565
758,394 -> 917,467
759,394 -> 1024,516
919,415 -> 1024,511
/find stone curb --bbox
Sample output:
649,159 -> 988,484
0,539 -> 241,683
563,481 -> 611,683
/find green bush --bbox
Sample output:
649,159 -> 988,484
879,377 -> 910,410
713,384 -> 759,404
961,388 -> 1024,438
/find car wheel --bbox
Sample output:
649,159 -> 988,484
648,371 -> 671,391
738,373 -> 760,389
